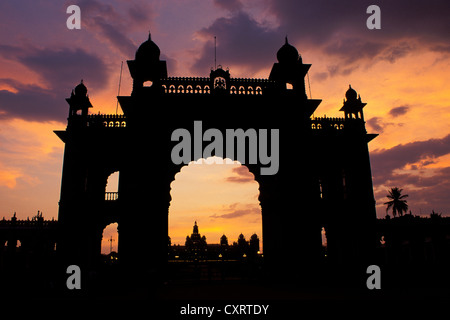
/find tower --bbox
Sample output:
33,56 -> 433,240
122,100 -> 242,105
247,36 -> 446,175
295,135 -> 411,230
55,81 -> 129,275
188,221 -> 202,245
269,37 -> 309,100
66,80 -> 93,122
193,221 -> 199,235
340,85 -> 367,120
185,221 -> 207,261
127,33 -> 167,94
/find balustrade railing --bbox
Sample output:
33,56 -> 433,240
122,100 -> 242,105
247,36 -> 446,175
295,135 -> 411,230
105,192 -> 119,201
86,114 -> 127,128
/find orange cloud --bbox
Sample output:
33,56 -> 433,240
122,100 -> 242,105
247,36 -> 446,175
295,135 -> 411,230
0,165 -> 22,189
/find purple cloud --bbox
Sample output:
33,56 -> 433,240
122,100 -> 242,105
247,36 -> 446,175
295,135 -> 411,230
191,0 -> 450,77
72,0 -> 154,57
366,116 -> 403,134
213,0 -> 243,12
210,203 -> 260,219
268,0 -> 450,49
367,117 -> 385,133
0,45 -> 108,122
371,134 -> 450,215
371,134 -> 450,182
225,166 -> 255,183
388,105 -> 410,117
375,166 -> 450,216
192,11 -> 280,75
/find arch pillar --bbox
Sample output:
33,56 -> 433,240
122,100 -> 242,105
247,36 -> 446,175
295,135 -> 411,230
113,161 -> 173,287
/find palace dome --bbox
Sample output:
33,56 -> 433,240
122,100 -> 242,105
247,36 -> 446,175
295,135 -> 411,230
345,85 -> 357,101
74,80 -> 87,97
277,37 -> 299,64
135,33 -> 160,62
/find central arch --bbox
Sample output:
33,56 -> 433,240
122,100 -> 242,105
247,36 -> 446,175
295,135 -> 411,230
169,156 -> 262,255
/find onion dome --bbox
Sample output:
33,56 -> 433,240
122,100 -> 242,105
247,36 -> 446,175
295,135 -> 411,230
345,85 -> 357,101
135,33 -> 161,62
277,37 -> 299,64
74,80 -> 87,97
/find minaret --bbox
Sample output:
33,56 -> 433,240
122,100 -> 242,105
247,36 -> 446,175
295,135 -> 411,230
193,221 -> 199,234
339,85 -> 367,121
269,37 -> 310,99
127,33 -> 167,95
65,80 -> 93,125
268,37 -> 321,117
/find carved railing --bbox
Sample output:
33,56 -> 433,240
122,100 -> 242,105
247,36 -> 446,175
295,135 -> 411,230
86,114 -> 127,128
160,77 -> 276,96
311,117 -> 346,130
310,116 -> 366,131
161,77 -> 210,94
105,192 -> 119,201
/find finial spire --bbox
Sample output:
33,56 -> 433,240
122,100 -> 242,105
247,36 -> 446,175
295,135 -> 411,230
214,36 -> 217,69
148,31 -> 151,41
285,36 -> 288,44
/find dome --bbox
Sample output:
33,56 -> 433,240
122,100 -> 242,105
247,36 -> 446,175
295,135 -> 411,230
74,80 -> 87,97
135,33 -> 160,62
277,37 -> 299,64
345,85 -> 357,101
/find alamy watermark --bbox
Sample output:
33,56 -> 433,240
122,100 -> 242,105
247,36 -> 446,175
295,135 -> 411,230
66,4 -> 380,31
366,5 -> 381,30
366,264 -> 381,289
171,121 -> 279,175
64,264 -> 380,290
66,5 -> 81,30
66,264 -> 81,289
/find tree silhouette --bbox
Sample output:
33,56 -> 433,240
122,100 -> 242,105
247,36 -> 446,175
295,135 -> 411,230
384,187 -> 409,217
430,209 -> 442,220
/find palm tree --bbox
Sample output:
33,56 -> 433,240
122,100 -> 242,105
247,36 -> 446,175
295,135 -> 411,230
384,187 -> 409,217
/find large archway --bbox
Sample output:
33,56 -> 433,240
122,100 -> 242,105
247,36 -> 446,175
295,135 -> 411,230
169,156 -> 262,253
101,223 -> 119,255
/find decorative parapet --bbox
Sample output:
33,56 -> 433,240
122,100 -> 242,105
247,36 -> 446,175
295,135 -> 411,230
160,77 -> 276,95
0,217 -> 58,229
311,116 -> 345,130
86,114 -> 127,128
310,116 -> 364,130
161,77 -> 210,94
311,116 -> 375,141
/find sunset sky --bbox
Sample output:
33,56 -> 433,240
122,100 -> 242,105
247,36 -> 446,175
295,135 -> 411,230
1,1 -> 450,252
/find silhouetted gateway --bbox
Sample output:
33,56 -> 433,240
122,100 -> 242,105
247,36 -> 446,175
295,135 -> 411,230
55,34 -> 378,283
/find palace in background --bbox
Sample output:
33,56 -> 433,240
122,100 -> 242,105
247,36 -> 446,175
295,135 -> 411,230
168,221 -> 261,262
